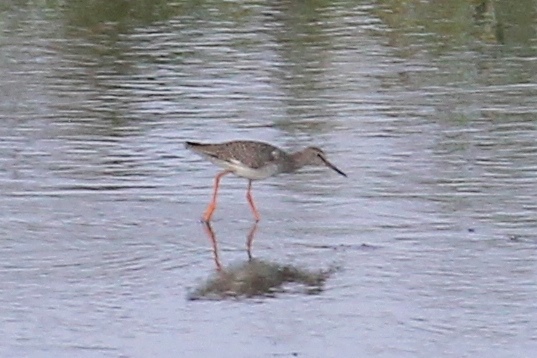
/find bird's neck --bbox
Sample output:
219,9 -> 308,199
287,150 -> 309,172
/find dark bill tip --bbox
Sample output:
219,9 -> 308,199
331,165 -> 347,177
320,156 -> 347,177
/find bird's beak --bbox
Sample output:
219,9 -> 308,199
319,155 -> 347,177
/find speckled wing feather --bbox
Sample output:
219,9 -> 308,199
215,141 -> 285,169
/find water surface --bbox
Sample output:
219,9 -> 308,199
1,1 -> 536,357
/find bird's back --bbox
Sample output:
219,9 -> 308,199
186,140 -> 289,170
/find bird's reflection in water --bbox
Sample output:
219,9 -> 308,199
189,222 -> 336,301
201,221 -> 224,271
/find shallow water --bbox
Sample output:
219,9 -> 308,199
1,1 -> 536,357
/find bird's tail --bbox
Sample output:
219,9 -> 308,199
185,141 -> 202,149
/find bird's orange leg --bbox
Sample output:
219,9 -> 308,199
203,170 -> 231,222
246,180 -> 261,222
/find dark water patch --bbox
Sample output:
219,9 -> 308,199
298,242 -> 381,251
188,259 -> 337,301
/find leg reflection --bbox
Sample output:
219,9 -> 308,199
202,222 -> 259,269
202,222 -> 222,271
246,222 -> 259,261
